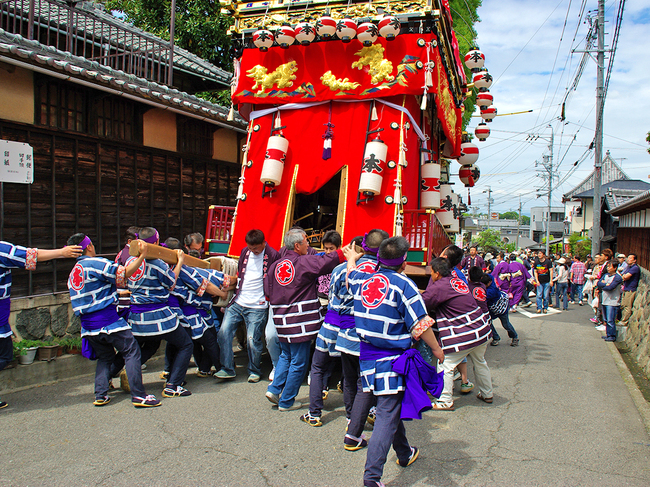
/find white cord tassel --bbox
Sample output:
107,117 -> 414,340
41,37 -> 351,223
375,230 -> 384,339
274,111 -> 282,129
227,105 -> 235,121
399,141 -> 408,167
420,93 -> 427,110
371,104 -> 378,121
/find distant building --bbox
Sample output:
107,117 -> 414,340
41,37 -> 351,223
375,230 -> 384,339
562,152 -> 650,251
529,206 -> 564,244
463,217 -> 532,248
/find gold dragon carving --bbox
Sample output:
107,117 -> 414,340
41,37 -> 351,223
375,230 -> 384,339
320,71 -> 361,91
246,61 -> 299,93
351,45 -> 395,84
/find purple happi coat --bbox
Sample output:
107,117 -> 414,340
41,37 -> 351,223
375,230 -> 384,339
264,249 -> 344,343
422,275 -> 491,353
468,281 -> 489,315
492,261 -> 510,293
507,261 -> 531,307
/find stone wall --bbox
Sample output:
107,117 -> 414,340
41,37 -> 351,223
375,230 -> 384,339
9,294 -> 79,341
623,267 -> 650,377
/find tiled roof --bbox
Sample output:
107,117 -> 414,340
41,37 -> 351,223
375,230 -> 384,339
607,190 -> 650,216
0,27 -> 246,132
563,152 -> 630,201
4,0 -> 232,86
572,179 -> 650,199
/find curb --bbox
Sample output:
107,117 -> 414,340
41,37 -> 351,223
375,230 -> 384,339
606,340 -> 650,435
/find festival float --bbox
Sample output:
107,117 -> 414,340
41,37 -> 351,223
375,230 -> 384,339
206,0 -> 494,272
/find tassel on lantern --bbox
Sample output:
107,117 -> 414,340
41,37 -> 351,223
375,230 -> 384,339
468,188 -> 471,206
227,105 -> 235,121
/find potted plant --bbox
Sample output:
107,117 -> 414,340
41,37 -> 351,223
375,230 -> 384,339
13,340 -> 40,365
59,336 -> 83,355
37,339 -> 59,362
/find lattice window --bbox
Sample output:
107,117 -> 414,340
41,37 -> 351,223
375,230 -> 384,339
93,95 -> 136,142
177,116 -> 214,156
36,78 -> 86,133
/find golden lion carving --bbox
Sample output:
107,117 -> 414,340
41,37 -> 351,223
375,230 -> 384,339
246,61 -> 298,94
320,71 -> 360,91
352,45 -> 394,85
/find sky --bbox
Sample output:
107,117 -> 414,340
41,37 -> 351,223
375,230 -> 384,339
463,0 -> 649,216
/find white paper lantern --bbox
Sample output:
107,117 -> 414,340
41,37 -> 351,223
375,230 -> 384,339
336,17 -> 357,43
458,142 -> 479,165
475,122 -> 490,141
480,106 -> 497,122
473,70 -> 493,90
316,15 -> 337,38
378,15 -> 400,40
476,91 -> 493,107
295,22 -> 316,45
437,184 -> 455,227
275,24 -> 295,48
459,164 -> 480,187
359,138 -> 388,195
260,136 -> 289,186
357,22 -> 378,46
253,29 -> 274,52
421,163 -> 441,209
464,49 -> 485,70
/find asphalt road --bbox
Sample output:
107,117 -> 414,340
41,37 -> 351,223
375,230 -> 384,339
1,304 -> 649,487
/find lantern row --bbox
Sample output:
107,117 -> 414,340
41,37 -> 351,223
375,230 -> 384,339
253,13 -> 401,51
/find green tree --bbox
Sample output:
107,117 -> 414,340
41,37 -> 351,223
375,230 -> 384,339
499,211 -> 518,220
521,215 -> 530,225
568,232 -> 591,260
472,228 -> 504,251
449,0 -> 482,129
647,131 -> 650,155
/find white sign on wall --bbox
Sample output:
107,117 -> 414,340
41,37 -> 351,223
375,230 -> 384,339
0,140 -> 34,184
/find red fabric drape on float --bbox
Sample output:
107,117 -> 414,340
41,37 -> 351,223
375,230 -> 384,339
228,96 -> 426,254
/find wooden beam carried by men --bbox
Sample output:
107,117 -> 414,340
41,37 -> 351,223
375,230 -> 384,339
129,240 -> 219,270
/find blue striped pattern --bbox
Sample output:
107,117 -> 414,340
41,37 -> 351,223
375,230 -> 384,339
335,327 -> 360,356
179,266 -> 225,312
127,257 -> 178,336
169,279 -> 192,329
348,268 -> 427,395
347,268 -> 425,350
67,256 -> 130,337
314,321 -> 341,356
360,354 -> 404,395
0,241 -> 28,299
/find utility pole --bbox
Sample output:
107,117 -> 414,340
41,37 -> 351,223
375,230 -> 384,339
533,125 -> 555,256
517,195 -> 522,250
483,186 -> 493,230
541,155 -> 553,256
591,0 -> 605,257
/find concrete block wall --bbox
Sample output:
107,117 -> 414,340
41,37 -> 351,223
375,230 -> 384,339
623,268 -> 650,377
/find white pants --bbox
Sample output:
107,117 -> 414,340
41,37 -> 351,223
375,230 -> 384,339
437,342 -> 493,406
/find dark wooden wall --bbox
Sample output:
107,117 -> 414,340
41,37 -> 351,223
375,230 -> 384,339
616,227 -> 649,271
0,120 -> 239,297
